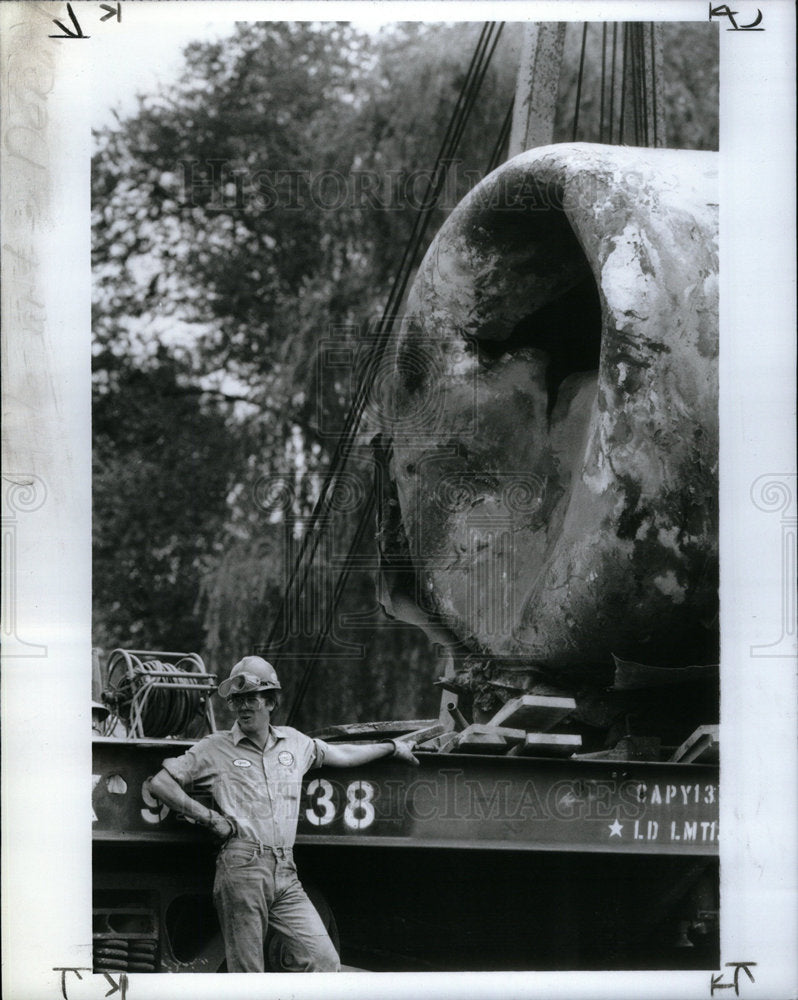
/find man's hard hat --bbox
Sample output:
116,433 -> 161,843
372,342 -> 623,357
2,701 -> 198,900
218,656 -> 281,699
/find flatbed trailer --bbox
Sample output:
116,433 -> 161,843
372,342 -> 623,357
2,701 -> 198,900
92,736 -> 719,972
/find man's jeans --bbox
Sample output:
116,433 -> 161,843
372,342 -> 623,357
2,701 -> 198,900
213,840 -> 340,972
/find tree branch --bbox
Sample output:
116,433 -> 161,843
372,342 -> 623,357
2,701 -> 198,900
165,385 -> 258,405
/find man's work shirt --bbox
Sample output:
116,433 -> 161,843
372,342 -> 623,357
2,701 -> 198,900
162,723 -> 330,847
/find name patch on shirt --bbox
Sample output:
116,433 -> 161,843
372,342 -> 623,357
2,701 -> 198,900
278,751 -> 294,766
233,759 -> 252,768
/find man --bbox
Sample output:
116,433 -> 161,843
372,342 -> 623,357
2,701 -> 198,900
148,655 -> 418,973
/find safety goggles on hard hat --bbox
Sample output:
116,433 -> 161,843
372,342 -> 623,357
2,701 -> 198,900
218,672 -> 276,699
225,693 -> 269,709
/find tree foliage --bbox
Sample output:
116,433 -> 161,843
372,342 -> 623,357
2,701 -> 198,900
92,348 -> 241,650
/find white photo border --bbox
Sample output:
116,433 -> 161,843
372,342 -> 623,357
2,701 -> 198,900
1,2 -> 795,998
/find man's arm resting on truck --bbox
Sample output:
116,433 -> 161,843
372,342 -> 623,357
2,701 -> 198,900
149,768 -> 235,839
323,740 -> 419,768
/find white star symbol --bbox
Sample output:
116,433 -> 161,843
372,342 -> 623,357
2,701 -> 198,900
608,819 -> 623,837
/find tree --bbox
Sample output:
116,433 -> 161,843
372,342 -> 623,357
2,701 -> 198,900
92,346 -> 240,651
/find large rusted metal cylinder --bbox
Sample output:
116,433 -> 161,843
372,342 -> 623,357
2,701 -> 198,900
378,144 -> 718,686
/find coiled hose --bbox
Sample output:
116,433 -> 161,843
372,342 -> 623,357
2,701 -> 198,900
102,649 -> 212,738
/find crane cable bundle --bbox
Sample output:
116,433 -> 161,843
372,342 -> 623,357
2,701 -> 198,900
573,21 -> 664,147
276,23 -> 506,723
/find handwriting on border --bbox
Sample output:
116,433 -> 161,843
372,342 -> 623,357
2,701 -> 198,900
708,4 -> 765,30
710,961 -> 757,995
49,2 -> 122,39
54,968 -> 128,999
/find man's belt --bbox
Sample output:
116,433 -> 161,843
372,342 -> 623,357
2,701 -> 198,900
221,838 -> 293,857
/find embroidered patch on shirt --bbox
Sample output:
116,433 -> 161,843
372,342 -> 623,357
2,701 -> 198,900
278,750 -> 294,766
233,759 -> 252,768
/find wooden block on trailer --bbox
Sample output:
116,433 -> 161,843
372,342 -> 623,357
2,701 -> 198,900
421,731 -> 461,752
462,723 -> 527,743
514,732 -> 582,757
487,694 -> 576,732
453,725 -> 509,754
455,735 -> 507,754
435,731 -> 462,753
396,722 -> 447,746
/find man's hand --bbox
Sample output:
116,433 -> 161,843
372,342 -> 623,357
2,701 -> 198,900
392,740 -> 420,766
207,812 -> 235,841
149,769 -> 236,839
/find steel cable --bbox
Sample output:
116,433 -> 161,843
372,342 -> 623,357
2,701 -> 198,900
280,25 -> 505,721
639,24 -> 650,146
608,23 -> 618,144
267,23 -> 505,664
266,25 -> 498,652
286,492 -> 376,725
599,23 -> 608,143
487,97 -> 514,174
619,23 -> 629,144
650,23 -> 659,147
572,22 -> 589,141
